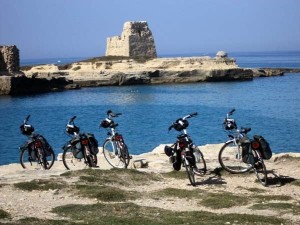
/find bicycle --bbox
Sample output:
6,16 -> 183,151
165,112 -> 207,186
62,116 -> 99,170
100,110 -> 131,168
19,115 -> 55,170
219,109 -> 268,186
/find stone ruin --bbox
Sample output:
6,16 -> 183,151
105,21 -> 157,58
0,45 -> 20,74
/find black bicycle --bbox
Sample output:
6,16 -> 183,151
62,116 -> 99,170
19,115 -> 55,170
100,110 -> 131,168
219,109 -> 270,186
165,112 -> 206,186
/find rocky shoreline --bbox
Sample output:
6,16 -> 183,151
1,56 -> 299,95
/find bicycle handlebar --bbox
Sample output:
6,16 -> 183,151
168,112 -> 198,131
227,108 -> 235,117
23,115 -> 30,124
182,112 -> 198,120
107,110 -> 122,118
68,116 -> 76,125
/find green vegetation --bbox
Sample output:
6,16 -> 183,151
72,66 -> 81,71
0,209 -> 11,219
50,202 -> 285,225
241,187 -> 267,193
251,202 -> 300,215
13,179 -> 67,191
0,217 -> 71,225
253,194 -> 293,202
199,192 -> 249,209
75,184 -> 140,202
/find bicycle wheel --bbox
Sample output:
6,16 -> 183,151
20,148 -> 43,170
183,158 -> 196,186
254,160 -> 268,186
120,143 -> 130,168
218,140 -> 252,174
41,148 -> 55,170
62,146 -> 88,170
193,146 -> 207,175
103,139 -> 127,168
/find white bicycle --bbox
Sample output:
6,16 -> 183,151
100,110 -> 131,168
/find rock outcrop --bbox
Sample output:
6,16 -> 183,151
0,76 -> 71,95
106,21 -> 157,58
22,56 -> 253,87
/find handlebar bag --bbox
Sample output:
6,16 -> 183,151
240,137 -> 255,164
253,135 -> 272,160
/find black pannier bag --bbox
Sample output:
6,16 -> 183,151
37,135 -> 53,157
164,146 -> 175,157
253,135 -> 272,160
86,133 -> 99,155
240,137 -> 255,164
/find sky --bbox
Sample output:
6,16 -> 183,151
0,0 -> 300,60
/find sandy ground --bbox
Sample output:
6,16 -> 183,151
0,144 -> 300,223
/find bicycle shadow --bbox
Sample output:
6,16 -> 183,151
266,169 -> 297,187
194,170 -> 227,186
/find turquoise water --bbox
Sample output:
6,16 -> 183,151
0,52 -> 299,166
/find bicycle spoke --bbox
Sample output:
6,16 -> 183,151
219,140 -> 252,174
20,149 -> 44,170
63,147 -> 88,170
103,140 -> 126,168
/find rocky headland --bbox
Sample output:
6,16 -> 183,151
20,55 -> 253,87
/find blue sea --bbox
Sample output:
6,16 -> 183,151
1,51 -> 299,166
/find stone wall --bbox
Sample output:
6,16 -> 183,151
0,45 -> 20,73
106,21 -> 157,58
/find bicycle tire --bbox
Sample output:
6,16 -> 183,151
62,146 -> 87,170
120,143 -> 130,168
218,140 -> 252,174
193,146 -> 207,175
103,139 -> 127,168
40,148 -> 55,170
183,159 -> 196,186
20,148 -> 42,170
254,160 -> 268,186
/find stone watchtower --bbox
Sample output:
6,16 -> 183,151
0,45 -> 20,73
105,21 -> 157,58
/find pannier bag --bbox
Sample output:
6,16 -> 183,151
253,135 -> 272,160
164,146 -> 175,157
86,133 -> 99,155
240,137 -> 255,164
37,135 -> 53,157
